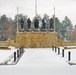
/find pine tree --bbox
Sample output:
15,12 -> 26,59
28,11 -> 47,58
43,13 -> 49,30
61,16 -> 73,40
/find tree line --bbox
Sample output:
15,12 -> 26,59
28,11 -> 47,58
0,13 -> 76,42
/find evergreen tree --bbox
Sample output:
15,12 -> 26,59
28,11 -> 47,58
0,15 -> 8,40
43,13 -> 49,30
14,14 -> 27,31
55,17 -> 62,32
61,16 -> 73,40
74,25 -> 76,29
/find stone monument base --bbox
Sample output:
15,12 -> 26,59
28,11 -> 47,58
15,32 -> 59,48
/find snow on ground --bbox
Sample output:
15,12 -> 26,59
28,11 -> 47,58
0,47 -> 76,75
0,46 -> 17,62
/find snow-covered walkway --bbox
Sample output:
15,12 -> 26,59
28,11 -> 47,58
0,48 -> 76,75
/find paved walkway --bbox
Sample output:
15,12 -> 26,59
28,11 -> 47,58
0,48 -> 76,75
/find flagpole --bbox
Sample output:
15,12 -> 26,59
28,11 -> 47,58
54,7 -> 55,32
35,0 -> 37,17
17,7 -> 19,33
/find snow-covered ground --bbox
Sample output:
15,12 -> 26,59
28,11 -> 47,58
0,46 -> 76,75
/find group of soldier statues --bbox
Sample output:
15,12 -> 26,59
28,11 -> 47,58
20,17 -> 54,32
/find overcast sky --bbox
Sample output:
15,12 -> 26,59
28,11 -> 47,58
0,0 -> 76,25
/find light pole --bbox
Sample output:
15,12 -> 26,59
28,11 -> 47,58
35,0 -> 37,17
54,7 -> 56,32
17,7 -> 19,33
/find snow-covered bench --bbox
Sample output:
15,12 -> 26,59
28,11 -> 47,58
68,61 -> 76,65
0,46 -> 11,50
64,46 -> 76,49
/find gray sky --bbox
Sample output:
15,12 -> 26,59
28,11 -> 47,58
0,0 -> 76,25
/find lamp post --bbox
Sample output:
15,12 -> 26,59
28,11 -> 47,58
35,0 -> 37,17
54,7 -> 55,32
17,7 -> 19,33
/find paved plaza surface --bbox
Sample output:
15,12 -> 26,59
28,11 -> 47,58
0,47 -> 76,75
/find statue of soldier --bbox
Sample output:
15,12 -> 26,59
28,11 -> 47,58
34,18 -> 39,30
42,18 -> 46,31
20,18 -> 24,31
49,18 -> 54,30
27,18 -> 31,30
